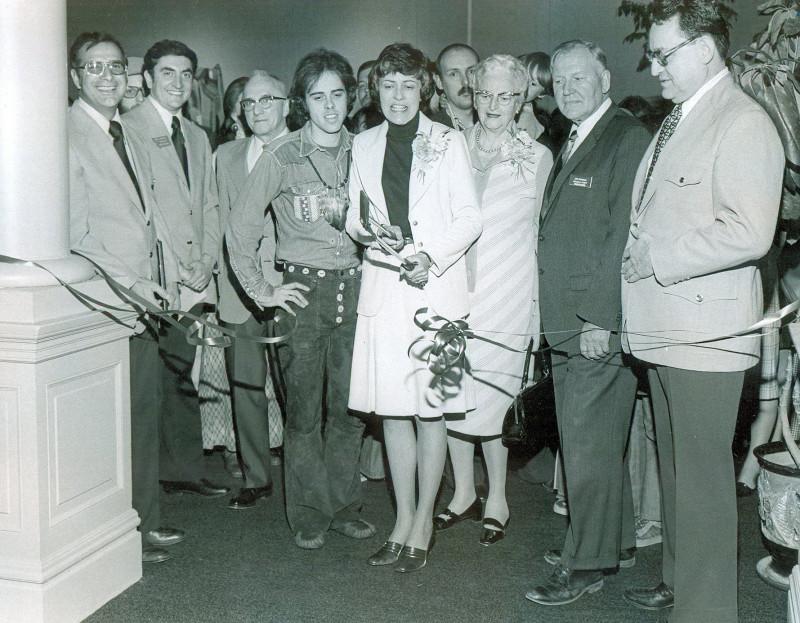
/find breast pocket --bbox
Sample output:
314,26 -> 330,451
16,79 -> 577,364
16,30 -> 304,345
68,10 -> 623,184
290,182 -> 326,223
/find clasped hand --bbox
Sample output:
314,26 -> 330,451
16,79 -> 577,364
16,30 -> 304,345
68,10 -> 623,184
580,321 -> 611,361
179,259 -> 214,291
401,253 -> 430,287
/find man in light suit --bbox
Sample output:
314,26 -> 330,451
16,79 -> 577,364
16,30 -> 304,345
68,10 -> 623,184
525,40 -> 652,606
216,71 -> 289,510
621,2 -> 783,621
124,40 -> 229,499
68,31 -> 185,563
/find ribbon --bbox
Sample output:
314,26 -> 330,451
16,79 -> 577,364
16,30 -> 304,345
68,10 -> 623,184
0,252 -> 294,347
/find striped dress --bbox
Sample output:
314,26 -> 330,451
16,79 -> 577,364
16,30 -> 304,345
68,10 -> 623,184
448,125 -> 553,437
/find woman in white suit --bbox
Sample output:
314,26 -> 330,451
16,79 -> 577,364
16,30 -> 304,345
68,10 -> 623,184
346,43 -> 482,573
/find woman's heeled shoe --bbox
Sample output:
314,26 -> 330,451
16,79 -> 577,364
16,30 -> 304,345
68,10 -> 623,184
394,534 -> 436,573
479,517 -> 509,546
736,481 -> 756,498
367,541 -> 404,566
433,497 -> 482,531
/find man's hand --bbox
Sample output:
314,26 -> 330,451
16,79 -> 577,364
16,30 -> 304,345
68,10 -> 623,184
166,281 -> 181,310
255,282 -> 311,316
131,278 -> 171,308
378,224 -> 405,251
181,259 -> 214,291
622,237 -> 654,283
401,252 -> 431,287
580,321 -> 611,360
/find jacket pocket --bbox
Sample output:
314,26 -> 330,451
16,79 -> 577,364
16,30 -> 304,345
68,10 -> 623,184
663,274 -> 738,304
569,273 -> 592,291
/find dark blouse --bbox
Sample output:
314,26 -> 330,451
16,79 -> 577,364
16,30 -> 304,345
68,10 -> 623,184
381,112 -> 419,239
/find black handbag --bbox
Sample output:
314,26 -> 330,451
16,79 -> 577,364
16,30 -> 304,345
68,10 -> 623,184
501,338 -> 558,454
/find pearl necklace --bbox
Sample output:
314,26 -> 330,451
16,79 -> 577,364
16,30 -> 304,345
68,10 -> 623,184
475,125 -> 503,154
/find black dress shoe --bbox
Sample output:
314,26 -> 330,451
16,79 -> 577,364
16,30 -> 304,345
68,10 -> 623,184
480,517 -> 509,546
143,527 -> 186,546
394,533 -> 436,573
142,546 -> 171,563
622,582 -> 674,610
525,565 -> 604,605
160,479 -> 230,497
544,546 -> 636,571
227,484 -> 273,509
367,541 -> 404,566
433,497 -> 482,530
736,481 -> 756,497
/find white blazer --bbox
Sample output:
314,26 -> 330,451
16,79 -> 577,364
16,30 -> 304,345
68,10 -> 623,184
346,113 -> 482,320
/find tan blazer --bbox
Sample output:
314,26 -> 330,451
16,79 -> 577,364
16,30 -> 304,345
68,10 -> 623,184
215,137 -> 281,324
346,113 -> 482,320
622,75 -> 784,371
68,103 -> 178,289
123,98 -> 220,302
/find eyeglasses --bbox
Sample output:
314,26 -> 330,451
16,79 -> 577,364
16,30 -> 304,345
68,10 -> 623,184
76,60 -> 126,76
240,95 -> 287,111
474,90 -> 521,107
645,36 -> 698,68
124,86 -> 143,98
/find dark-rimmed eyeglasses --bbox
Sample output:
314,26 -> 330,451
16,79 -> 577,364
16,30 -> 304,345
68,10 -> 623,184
241,95 -> 287,111
474,90 -> 521,107
76,60 -> 126,76
124,86 -> 143,98
645,36 -> 698,68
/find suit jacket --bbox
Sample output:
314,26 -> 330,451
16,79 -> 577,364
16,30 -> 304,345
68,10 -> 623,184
123,98 -> 220,303
68,103 -> 178,289
622,74 -> 784,372
346,113 -> 482,320
538,104 -> 651,355
215,137 -> 281,324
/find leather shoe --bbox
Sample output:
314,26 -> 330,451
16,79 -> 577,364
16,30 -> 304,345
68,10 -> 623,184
143,527 -> 185,547
367,541 -> 404,566
223,450 -> 243,479
294,532 -> 325,550
480,517 -> 509,546
142,546 -> 171,563
622,582 -> 674,610
544,546 -> 636,571
331,519 -> 377,539
228,484 -> 273,509
736,481 -> 755,497
160,479 -> 230,497
433,497 -> 482,530
525,565 -> 604,605
394,533 -> 436,573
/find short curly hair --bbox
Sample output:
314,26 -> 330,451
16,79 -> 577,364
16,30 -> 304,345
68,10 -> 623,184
287,48 -> 356,130
142,39 -> 198,80
369,43 -> 435,107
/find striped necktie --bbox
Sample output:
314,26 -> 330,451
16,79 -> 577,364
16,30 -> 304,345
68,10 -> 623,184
563,128 -> 578,163
108,120 -> 144,211
637,104 -> 682,209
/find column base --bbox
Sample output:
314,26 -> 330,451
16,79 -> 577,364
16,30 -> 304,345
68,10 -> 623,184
0,255 -> 95,288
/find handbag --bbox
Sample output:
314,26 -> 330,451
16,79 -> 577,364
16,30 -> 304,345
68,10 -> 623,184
501,337 -> 558,455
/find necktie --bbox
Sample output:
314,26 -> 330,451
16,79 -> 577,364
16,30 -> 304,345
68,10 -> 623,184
108,120 -> 144,210
171,115 -> 190,189
563,128 -> 578,163
637,103 -> 682,209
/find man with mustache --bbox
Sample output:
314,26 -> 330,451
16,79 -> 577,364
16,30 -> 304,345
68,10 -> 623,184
431,43 -> 479,131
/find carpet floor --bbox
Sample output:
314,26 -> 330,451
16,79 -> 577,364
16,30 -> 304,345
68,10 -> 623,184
85,446 -> 786,623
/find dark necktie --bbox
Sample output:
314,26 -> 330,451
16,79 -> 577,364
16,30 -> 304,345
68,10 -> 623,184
171,115 -> 190,189
549,128 -> 578,184
637,103 -> 682,209
108,120 -> 144,210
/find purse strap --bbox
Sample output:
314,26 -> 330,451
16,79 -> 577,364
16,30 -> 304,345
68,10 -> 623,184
519,337 -> 535,391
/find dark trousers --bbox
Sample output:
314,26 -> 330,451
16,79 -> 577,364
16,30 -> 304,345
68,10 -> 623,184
648,366 -> 743,623
222,314 -> 275,489
279,266 -> 364,537
159,306 -> 205,482
551,350 -> 637,570
130,328 -> 161,534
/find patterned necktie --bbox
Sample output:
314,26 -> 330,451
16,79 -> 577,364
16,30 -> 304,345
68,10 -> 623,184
563,128 -> 578,163
108,120 -> 144,210
637,103 -> 682,209
171,115 -> 190,189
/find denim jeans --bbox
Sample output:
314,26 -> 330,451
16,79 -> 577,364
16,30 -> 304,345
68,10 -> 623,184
278,264 -> 364,537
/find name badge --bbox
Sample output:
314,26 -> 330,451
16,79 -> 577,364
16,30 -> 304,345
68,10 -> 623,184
152,136 -> 172,148
569,175 -> 593,188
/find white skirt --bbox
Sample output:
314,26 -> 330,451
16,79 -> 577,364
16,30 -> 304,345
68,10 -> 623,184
348,260 -> 475,420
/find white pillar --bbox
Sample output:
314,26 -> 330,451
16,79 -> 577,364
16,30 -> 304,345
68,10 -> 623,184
0,2 -> 143,621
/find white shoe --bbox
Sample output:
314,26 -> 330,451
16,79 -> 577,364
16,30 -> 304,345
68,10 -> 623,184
635,518 -> 662,547
553,495 -> 568,517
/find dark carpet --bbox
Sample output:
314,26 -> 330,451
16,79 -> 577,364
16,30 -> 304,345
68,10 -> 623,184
85,447 -> 785,623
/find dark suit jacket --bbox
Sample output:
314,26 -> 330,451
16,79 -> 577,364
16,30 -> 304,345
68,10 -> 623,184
538,103 -> 651,355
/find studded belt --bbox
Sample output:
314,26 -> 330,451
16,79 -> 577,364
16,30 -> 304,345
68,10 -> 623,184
283,263 -> 361,279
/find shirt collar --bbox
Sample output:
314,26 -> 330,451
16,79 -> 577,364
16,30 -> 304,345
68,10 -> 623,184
572,97 -> 612,144
148,95 -> 183,133
76,96 -> 121,134
678,68 -> 728,121
298,121 -> 352,158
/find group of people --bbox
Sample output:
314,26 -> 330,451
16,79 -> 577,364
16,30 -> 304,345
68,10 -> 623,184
67,1 -> 785,622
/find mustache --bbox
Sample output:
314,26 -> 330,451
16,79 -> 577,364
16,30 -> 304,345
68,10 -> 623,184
458,86 -> 473,97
